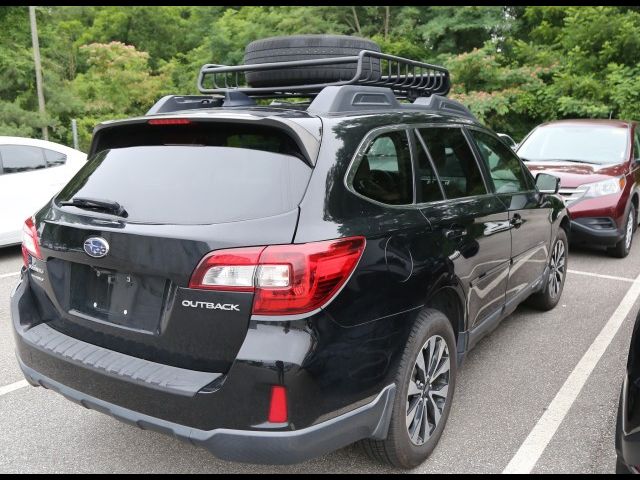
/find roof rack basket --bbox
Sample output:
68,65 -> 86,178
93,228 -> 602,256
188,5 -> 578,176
197,50 -> 451,101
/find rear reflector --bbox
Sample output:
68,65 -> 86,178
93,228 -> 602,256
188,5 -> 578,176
147,118 -> 191,125
268,386 -> 288,423
21,217 -> 42,266
189,236 -> 366,315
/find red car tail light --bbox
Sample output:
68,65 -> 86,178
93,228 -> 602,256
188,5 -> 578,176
188,236 -> 366,316
21,217 -> 42,267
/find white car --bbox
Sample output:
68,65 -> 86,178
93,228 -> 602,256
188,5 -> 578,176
0,137 -> 86,247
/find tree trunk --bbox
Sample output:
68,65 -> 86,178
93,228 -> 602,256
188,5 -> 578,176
351,6 -> 361,35
384,6 -> 390,41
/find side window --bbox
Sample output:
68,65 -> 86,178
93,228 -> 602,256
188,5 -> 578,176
634,129 -> 640,160
353,130 -> 413,205
413,131 -> 445,203
418,127 -> 487,199
43,148 -> 67,167
470,130 -> 530,194
0,145 -> 46,174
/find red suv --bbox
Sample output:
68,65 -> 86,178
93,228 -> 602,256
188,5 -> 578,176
518,119 -> 640,257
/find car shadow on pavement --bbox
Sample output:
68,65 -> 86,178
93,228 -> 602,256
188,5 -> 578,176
0,245 -> 21,261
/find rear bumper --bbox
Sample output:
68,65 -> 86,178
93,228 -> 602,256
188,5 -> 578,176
18,358 -> 394,464
11,272 -> 397,464
569,217 -> 624,247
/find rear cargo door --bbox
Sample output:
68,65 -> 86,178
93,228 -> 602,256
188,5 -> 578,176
30,121 -> 314,374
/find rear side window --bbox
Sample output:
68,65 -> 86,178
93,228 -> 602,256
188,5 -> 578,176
352,130 -> 413,205
0,145 -> 46,174
634,128 -> 640,160
56,146 -> 311,225
44,148 -> 67,167
470,130 -> 531,194
418,128 -> 487,199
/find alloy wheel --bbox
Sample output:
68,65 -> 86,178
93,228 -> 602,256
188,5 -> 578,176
548,239 -> 566,299
625,213 -> 634,251
406,335 -> 450,446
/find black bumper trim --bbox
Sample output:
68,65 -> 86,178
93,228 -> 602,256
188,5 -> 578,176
570,218 -> 623,246
18,359 -> 396,465
21,322 -> 221,398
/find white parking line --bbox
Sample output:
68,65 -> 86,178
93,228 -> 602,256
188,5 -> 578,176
568,269 -> 636,283
0,271 -> 20,280
0,380 -> 28,397
503,269 -> 640,474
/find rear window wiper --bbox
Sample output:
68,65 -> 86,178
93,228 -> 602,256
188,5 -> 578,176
59,197 -> 128,218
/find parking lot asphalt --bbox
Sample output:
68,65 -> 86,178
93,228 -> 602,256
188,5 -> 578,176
1,241 -> 639,473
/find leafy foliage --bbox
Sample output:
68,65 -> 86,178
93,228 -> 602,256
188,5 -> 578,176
0,6 -> 638,150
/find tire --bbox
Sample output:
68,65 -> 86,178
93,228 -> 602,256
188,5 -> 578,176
609,205 -> 636,258
526,228 -> 568,311
244,35 -> 381,88
360,309 -> 457,469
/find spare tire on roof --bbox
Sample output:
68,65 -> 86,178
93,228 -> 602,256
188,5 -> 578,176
244,34 -> 382,88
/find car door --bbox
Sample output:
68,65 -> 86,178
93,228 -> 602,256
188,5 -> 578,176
415,126 -> 512,333
467,128 -> 552,309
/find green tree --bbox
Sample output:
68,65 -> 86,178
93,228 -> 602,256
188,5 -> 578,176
71,42 -> 166,149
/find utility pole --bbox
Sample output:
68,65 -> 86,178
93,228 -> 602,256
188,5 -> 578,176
29,6 -> 48,141
71,119 -> 78,150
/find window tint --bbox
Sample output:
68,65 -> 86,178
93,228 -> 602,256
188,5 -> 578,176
56,146 -> 311,225
414,132 -> 444,203
93,123 -> 305,161
44,148 -> 67,167
471,130 -> 530,194
0,145 -> 46,174
418,128 -> 487,199
353,130 -> 413,205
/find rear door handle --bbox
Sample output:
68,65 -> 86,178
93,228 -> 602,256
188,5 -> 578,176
510,214 -> 523,228
444,227 -> 467,240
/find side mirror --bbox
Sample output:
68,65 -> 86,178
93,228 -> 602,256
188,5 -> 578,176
535,173 -> 560,194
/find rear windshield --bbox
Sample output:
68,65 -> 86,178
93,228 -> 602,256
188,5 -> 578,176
518,125 -> 629,165
55,146 -> 312,225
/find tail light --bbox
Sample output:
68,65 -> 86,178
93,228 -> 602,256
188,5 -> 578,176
147,118 -> 191,125
21,217 -> 42,267
189,236 -> 366,316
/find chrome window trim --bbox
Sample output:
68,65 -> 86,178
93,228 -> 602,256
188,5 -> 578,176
464,124 -> 538,195
344,122 -> 512,210
343,124 -> 417,210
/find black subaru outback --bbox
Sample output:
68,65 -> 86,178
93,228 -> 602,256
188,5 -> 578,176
11,35 -> 569,469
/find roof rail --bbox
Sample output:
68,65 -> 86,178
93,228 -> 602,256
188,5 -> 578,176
197,50 -> 450,101
145,88 -> 479,123
411,95 -> 478,122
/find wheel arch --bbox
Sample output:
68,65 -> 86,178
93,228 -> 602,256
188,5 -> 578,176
424,285 -> 466,343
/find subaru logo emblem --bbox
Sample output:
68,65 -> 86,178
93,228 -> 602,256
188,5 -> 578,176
84,237 -> 109,258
